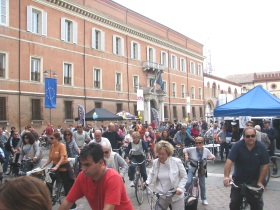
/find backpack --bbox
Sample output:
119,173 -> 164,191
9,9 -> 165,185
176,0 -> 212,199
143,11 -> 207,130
4,136 -> 12,151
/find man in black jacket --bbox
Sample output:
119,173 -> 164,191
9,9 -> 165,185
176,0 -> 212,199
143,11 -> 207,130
102,123 -> 123,153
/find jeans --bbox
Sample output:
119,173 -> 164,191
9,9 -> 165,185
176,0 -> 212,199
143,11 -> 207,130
185,169 -> 206,200
220,142 -> 229,160
128,156 -> 147,181
230,186 -> 263,210
3,150 -> 10,173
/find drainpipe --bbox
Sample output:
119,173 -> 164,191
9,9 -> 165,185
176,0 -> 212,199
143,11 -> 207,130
18,0 -> 21,132
125,9 -> 130,113
83,20 -> 86,112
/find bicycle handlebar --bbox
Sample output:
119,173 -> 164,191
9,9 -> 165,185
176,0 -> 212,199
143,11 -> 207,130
131,160 -> 146,165
146,186 -> 176,197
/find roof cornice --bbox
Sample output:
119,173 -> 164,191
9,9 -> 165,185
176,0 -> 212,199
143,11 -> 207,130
40,0 -> 205,60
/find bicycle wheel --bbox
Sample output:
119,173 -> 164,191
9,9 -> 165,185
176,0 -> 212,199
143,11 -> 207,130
51,180 -> 58,205
241,199 -> 249,210
57,182 -> 65,204
188,179 -> 199,199
135,175 -> 144,205
146,188 -> 155,210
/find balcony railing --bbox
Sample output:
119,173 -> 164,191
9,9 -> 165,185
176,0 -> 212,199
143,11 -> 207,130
64,77 -> 72,85
31,72 -> 40,82
116,84 -> 121,91
142,61 -> 164,72
0,68 -> 5,78
94,81 -> 100,88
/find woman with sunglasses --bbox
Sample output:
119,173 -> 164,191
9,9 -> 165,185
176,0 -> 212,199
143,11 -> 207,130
61,129 -> 80,158
41,132 -> 76,209
183,137 -> 215,205
18,132 -> 42,169
145,140 -> 187,209
100,141 -> 128,179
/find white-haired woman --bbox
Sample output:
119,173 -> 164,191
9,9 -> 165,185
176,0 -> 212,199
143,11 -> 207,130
100,141 -> 128,179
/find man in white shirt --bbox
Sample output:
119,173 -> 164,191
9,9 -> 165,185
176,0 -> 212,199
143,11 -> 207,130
89,130 -> 111,148
73,124 -> 91,149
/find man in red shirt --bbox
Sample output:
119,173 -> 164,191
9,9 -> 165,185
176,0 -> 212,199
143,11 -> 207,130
59,143 -> 133,210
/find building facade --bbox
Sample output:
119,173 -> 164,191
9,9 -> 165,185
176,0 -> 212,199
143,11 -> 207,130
204,73 -> 242,123
226,72 -> 280,98
0,0 -> 204,131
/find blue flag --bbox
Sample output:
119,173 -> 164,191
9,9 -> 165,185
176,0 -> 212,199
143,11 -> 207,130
156,72 -> 164,90
45,78 -> 57,108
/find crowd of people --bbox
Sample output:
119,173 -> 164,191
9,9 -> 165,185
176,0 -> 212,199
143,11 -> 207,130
0,117 -> 278,209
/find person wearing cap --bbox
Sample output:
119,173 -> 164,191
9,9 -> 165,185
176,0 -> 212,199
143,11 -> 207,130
183,137 -> 215,205
262,119 -> 278,175
204,123 -> 220,143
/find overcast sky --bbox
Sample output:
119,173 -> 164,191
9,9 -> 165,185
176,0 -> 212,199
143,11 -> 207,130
113,0 -> 280,78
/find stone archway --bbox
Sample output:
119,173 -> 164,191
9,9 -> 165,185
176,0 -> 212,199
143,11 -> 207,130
205,100 -> 214,124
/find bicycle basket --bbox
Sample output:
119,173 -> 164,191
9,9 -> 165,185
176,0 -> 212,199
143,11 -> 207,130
244,184 -> 264,204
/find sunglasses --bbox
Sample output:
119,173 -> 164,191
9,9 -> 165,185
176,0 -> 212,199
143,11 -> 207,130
245,134 -> 256,138
195,142 -> 203,145
77,126 -> 82,128
65,134 -> 70,136
103,151 -> 110,154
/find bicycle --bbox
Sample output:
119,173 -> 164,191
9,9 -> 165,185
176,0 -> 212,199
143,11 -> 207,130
173,145 -> 185,166
263,155 -> 280,186
5,153 -> 20,177
230,181 -> 263,210
146,145 -> 155,166
39,136 -> 51,149
145,186 -> 176,210
27,167 -> 65,206
131,160 -> 146,205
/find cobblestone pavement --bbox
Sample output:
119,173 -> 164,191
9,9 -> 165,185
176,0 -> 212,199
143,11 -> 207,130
4,147 -> 280,210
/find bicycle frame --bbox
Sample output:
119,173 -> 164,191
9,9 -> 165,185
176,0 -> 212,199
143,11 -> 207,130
145,186 -> 176,210
131,160 -> 146,205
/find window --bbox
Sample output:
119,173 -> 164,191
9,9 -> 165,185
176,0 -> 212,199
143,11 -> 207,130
198,64 -> 203,76
212,83 -> 216,98
228,87 -> 231,93
0,0 -> 8,25
191,87 -> 195,99
190,61 -> 195,74
30,57 -> 41,82
149,78 -> 154,87
198,88 -> 202,100
113,35 -> 124,56
95,102 -> 102,108
61,18 -> 77,44
161,51 -> 168,67
91,28 -> 105,51
31,99 -> 41,120
134,104 -> 137,116
170,55 -> 177,70
192,107 -> 196,118
133,76 -> 139,93
199,107 -> 203,118
116,103 -> 122,113
0,53 -> 6,78
27,6 -> 47,36
180,58 -> 186,72
131,41 -> 141,60
172,83 -> 176,97
64,63 -> 72,85
173,106 -> 178,118
271,83 -> 277,89
0,97 -> 6,120
164,106 -> 168,119
94,68 -> 101,89
147,47 -> 156,62
64,101 -> 73,119
181,85 -> 185,98
182,106 -> 186,118
162,81 -> 167,92
115,72 -> 121,91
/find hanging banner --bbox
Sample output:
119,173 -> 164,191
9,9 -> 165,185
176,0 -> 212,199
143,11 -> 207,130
239,116 -> 251,128
45,78 -> 57,108
186,96 -> 191,113
78,104 -> 85,127
151,108 -> 160,128
137,89 -> 144,111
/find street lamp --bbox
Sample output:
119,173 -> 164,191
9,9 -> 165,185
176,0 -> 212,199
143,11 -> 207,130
44,70 -> 57,125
